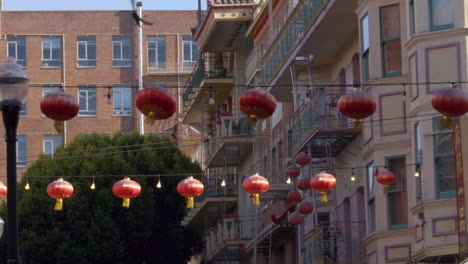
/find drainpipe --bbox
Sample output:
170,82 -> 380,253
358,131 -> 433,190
137,2 -> 144,135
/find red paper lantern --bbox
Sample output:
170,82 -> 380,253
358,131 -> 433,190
297,178 -> 311,191
40,92 -> 79,133
376,169 -> 396,195
242,173 -> 269,205
136,87 -> 177,125
287,190 -> 302,203
295,152 -> 311,166
431,88 -> 468,127
286,165 -> 301,178
238,88 -> 277,122
288,212 -> 304,225
47,178 -> 74,211
112,178 -> 141,208
310,172 -> 337,203
0,181 -> 7,197
177,176 -> 204,208
298,202 -> 313,215
337,91 -> 376,132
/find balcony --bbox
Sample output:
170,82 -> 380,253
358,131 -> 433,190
205,217 -> 255,262
194,0 -> 255,52
147,61 -> 196,74
290,87 -> 355,157
182,174 -> 238,227
182,53 -> 235,124
303,222 -> 366,264
258,0 -> 357,98
205,117 -> 253,168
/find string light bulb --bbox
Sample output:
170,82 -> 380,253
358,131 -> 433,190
414,164 -> 421,177
350,168 -> 356,182
25,181 -> 30,190
156,176 -> 162,189
90,177 -> 96,190
286,177 -> 292,184
220,179 -> 226,187
209,95 -> 215,105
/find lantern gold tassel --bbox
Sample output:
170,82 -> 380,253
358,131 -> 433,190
248,115 -> 258,124
54,121 -> 64,134
352,119 -> 362,133
122,198 -> 130,208
320,192 -> 328,203
252,194 -> 260,205
187,197 -> 194,208
54,199 -> 63,211
145,112 -> 157,126
441,116 -> 452,129
384,185 -> 389,196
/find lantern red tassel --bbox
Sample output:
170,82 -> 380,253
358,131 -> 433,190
177,177 -> 204,208
136,87 -> 177,125
112,178 -> 141,208
376,169 -> 395,196
47,178 -> 74,211
242,173 -> 269,205
310,172 -> 336,203
238,88 -> 277,123
431,88 -> 468,128
40,92 -> 79,134
337,91 -> 376,133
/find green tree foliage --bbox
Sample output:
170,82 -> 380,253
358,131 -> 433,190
0,133 -> 203,263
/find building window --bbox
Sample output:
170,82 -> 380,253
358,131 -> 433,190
78,87 -> 97,116
20,101 -> 27,117
380,4 -> 402,77
409,0 -> 415,36
17,135 -> 27,167
360,14 -> 370,82
433,117 -> 456,198
113,87 -> 132,116
43,87 -> 61,97
148,36 -> 166,69
7,36 -> 26,67
414,122 -> 422,202
112,36 -> 132,67
182,35 -> 199,68
366,162 -> 376,233
77,36 -> 96,67
43,135 -> 63,157
42,37 -> 62,67
387,156 -> 408,230
430,0 -> 454,31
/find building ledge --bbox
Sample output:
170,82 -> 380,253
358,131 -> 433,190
409,198 -> 456,215
412,244 -> 458,261
363,228 -> 413,245
404,28 -> 468,51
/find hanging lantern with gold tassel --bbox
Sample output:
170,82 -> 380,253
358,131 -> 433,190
47,178 -> 74,211
177,176 -> 204,208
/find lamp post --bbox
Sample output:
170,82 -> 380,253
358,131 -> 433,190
0,58 -> 29,263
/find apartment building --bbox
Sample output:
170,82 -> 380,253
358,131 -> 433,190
182,0 -> 468,263
0,8 -> 198,179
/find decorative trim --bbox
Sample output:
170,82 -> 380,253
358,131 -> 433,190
408,51 -> 419,101
379,91 -> 406,136
425,42 -> 461,93
367,249 -> 377,263
432,215 -> 458,237
363,115 -> 374,145
384,243 -> 411,262
414,224 -> 424,242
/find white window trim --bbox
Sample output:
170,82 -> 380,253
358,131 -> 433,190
42,39 -> 61,67
78,88 -> 96,116
43,139 -> 54,157
148,41 -> 165,69
113,87 -> 132,116
112,39 -> 131,67
16,136 -> 27,167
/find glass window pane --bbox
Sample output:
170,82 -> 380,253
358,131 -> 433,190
381,5 -> 400,40
78,42 -> 86,59
437,156 -> 456,193
43,42 -> 51,59
8,42 -> 16,59
114,88 -> 122,111
361,15 -> 369,51
17,135 -> 27,166
113,42 -> 121,59
436,132 -> 454,154
148,48 -> 156,66
183,42 -> 191,61
123,88 -> 132,111
122,41 -> 131,59
431,0 -> 454,28
383,40 -> 402,73
79,91 -> 87,110
192,44 -> 199,61
88,42 -> 96,60
158,38 -> 166,63
44,140 -> 52,155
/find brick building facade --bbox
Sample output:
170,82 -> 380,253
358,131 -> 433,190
0,9 -> 198,180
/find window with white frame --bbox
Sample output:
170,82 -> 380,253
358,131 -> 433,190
43,135 -> 63,157
430,0 -> 454,31
433,117 -> 456,198
148,36 -> 166,69
42,87 -> 61,97
7,36 -> 26,67
42,37 -> 61,67
20,101 -> 27,117
182,35 -> 199,68
77,36 -> 96,67
360,14 -> 370,82
78,87 -> 97,116
17,135 -> 27,167
366,162 -> 376,233
113,87 -> 132,116
112,36 -> 132,67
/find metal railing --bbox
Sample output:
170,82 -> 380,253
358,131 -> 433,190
206,117 -> 252,160
147,61 -> 196,74
290,87 -> 351,152
260,0 -> 330,85
303,222 -> 366,264
195,173 -> 238,205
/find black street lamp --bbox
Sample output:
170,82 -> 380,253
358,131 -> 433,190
0,58 -> 29,264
